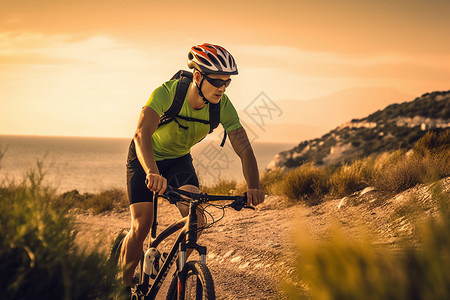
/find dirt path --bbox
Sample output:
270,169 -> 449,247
73,177 -> 449,299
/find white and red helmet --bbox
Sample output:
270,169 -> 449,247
187,43 -> 238,75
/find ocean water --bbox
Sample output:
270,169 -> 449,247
0,135 -> 295,193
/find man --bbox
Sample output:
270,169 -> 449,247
120,43 -> 265,286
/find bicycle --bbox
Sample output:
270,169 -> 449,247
110,185 -> 253,300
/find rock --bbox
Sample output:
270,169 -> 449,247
338,197 -> 348,209
223,250 -> 234,258
230,256 -> 242,263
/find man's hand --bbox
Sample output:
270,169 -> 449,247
146,173 -> 167,195
246,188 -> 265,207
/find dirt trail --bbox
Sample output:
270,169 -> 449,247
73,177 -> 449,299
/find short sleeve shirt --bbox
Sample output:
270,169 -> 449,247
145,80 -> 242,161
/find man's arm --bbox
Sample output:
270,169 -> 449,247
228,127 -> 265,206
134,106 -> 167,194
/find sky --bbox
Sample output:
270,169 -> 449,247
1,0 -> 449,139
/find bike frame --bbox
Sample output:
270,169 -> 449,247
131,186 -> 248,299
137,197 -> 207,299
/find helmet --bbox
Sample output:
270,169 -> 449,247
187,43 -> 238,75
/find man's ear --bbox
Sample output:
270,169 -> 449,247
193,70 -> 202,84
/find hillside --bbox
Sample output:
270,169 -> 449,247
268,90 -> 450,169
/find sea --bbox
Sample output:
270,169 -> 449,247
0,135 -> 295,193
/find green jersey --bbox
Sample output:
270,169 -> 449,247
145,80 -> 242,161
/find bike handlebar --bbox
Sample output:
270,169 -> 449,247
156,185 -> 253,211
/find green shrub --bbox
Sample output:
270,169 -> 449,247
328,157 -> 375,197
56,187 -> 128,214
273,162 -> 328,204
285,183 -> 450,299
0,169 -> 123,300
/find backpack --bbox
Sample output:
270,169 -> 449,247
158,70 -> 227,147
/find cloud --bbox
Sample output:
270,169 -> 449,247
232,44 -> 450,96
0,32 -> 146,67
235,44 -> 450,78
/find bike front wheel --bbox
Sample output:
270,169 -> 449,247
166,261 -> 215,300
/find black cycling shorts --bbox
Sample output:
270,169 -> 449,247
126,140 -> 199,204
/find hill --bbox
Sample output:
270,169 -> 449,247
268,90 -> 450,169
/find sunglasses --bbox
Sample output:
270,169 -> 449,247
203,76 -> 232,88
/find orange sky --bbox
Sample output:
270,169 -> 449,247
1,0 -> 449,138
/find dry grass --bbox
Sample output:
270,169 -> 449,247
200,178 -> 237,195
57,187 -> 128,214
259,130 -> 450,204
270,162 -> 329,205
284,183 -> 450,299
328,157 -> 374,197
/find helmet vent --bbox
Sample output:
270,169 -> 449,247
207,53 -> 221,67
217,53 -> 227,66
197,55 -> 213,67
228,56 -> 235,68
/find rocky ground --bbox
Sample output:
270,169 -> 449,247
73,177 -> 449,299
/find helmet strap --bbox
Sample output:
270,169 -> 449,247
195,77 -> 210,104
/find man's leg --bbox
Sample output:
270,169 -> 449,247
120,202 -> 154,286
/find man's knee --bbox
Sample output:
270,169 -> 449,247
178,185 -> 206,225
130,220 -> 151,243
129,202 -> 153,243
179,184 -> 200,193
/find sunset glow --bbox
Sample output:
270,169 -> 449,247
1,0 -> 449,139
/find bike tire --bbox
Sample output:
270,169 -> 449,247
166,261 -> 215,300
166,272 -> 178,300
108,229 -> 128,266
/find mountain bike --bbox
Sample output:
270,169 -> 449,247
110,185 -> 252,300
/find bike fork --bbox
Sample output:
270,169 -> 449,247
178,250 -> 186,271
177,248 -> 206,271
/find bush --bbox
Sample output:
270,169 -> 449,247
328,157 -> 375,196
0,168 -> 123,300
273,162 -> 328,204
373,153 -> 428,193
285,183 -> 450,299
414,130 -> 450,157
372,132 -> 450,193
56,187 -> 128,214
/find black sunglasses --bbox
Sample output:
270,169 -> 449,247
203,75 -> 232,88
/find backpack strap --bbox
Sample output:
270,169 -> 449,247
209,102 -> 220,133
209,102 -> 227,146
159,70 -> 226,147
220,131 -> 227,147
159,73 -> 192,126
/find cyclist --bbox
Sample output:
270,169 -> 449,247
120,43 -> 265,288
